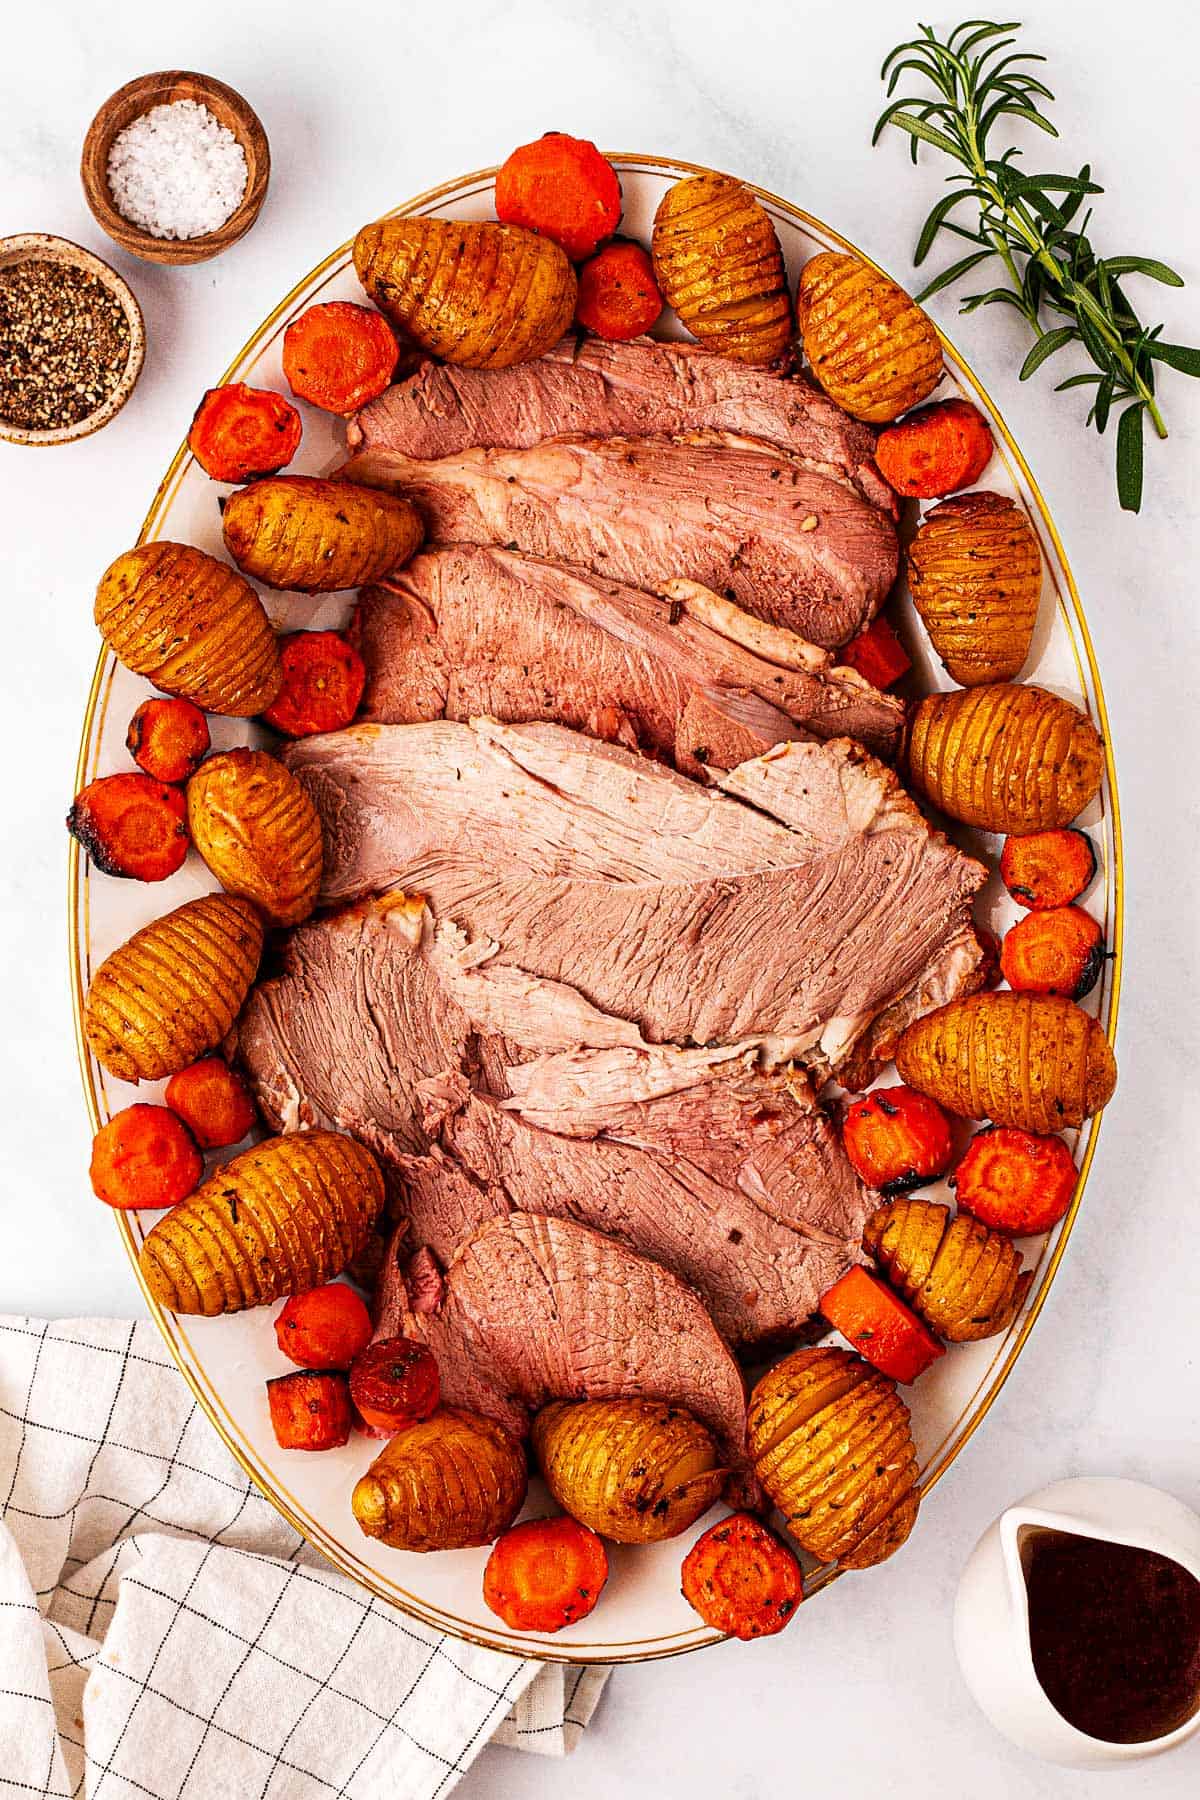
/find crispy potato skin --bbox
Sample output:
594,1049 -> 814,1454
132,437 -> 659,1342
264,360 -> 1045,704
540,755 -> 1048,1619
796,251 -> 942,423
748,1346 -> 919,1569
187,749 -> 323,928
863,1197 -> 1031,1341
533,1399 -> 724,1544
222,475 -> 423,594
352,1408 -> 527,1551
84,894 -> 263,1084
908,492 -> 1041,686
895,992 -> 1117,1133
353,218 -> 577,370
95,543 -> 281,717
905,682 -> 1104,834
651,174 -> 792,365
139,1129 -> 384,1316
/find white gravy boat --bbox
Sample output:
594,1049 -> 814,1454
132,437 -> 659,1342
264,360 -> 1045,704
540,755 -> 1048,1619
954,1476 -> 1200,1768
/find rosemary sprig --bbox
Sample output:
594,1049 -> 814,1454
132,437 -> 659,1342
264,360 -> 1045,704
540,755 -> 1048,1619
873,18 -> 1200,512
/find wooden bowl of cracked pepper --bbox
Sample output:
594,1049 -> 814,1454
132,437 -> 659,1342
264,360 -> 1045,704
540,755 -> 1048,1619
0,235 -> 145,446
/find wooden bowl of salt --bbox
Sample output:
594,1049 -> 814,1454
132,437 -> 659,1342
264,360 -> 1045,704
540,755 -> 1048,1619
81,71 -> 270,266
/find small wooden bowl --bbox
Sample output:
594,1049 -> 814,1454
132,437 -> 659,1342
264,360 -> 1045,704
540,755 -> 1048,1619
0,234 -> 145,447
81,71 -> 270,266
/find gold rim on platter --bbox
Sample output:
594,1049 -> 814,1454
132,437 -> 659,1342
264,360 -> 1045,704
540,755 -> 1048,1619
69,155 -> 1123,1663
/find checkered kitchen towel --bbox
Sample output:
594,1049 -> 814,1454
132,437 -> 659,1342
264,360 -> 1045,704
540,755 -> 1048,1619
0,1317 -> 609,1798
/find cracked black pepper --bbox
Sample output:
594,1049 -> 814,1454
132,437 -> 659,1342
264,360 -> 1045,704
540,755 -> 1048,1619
0,259 -> 131,430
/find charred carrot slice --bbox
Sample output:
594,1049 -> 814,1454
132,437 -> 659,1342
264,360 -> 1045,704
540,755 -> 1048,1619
820,1266 -> 945,1383
484,1515 -> 609,1632
266,1371 -> 353,1451
952,1126 -> 1078,1234
838,616 -> 912,690
89,1104 -> 203,1210
67,773 -> 188,882
576,240 -> 663,340
126,697 -> 210,785
261,631 -> 366,738
842,1086 -> 954,1195
680,1513 -> 803,1640
349,1338 -> 440,1434
282,302 -> 402,414
1000,828 -> 1097,911
188,383 -> 302,484
496,133 -> 622,261
275,1284 -> 374,1371
1001,905 -> 1106,1000
875,398 -> 994,498
164,1058 -> 257,1148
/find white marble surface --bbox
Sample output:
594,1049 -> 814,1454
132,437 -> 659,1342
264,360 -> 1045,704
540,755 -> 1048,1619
2,0 -> 1199,1791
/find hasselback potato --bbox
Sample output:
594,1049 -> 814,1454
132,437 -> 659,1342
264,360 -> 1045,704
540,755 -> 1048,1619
95,543 -> 281,717
651,174 -> 792,364
895,992 -> 1117,1133
139,1129 -> 384,1315
748,1346 -> 919,1568
533,1399 -> 725,1544
187,749 -> 322,928
908,492 -> 1042,686
863,1197 -> 1031,1341
84,894 -> 263,1084
354,217 -> 576,369
905,683 -> 1104,834
796,252 -> 942,423
222,475 -> 423,594
351,1408 -> 527,1551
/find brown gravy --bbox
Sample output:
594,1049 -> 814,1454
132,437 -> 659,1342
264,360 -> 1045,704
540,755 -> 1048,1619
1025,1529 -> 1200,1744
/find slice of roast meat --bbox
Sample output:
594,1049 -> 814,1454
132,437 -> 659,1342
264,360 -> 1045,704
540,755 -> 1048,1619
284,719 -> 986,1075
373,1211 -> 749,1474
350,546 -> 904,762
340,428 -> 898,649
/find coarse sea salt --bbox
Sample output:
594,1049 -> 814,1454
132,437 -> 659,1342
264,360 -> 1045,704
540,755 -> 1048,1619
107,99 -> 248,241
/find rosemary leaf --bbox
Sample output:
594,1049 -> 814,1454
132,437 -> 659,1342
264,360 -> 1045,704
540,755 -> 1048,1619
1019,327 -> 1076,380
1116,404 -> 1145,511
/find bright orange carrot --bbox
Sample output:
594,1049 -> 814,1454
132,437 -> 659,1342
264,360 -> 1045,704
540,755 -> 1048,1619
266,1372 -> 352,1451
282,302 -> 401,414
261,631 -> 366,738
349,1338 -> 440,1435
1000,829 -> 1097,911
188,383 -> 302,483
164,1058 -> 257,1148
576,240 -> 662,339
953,1127 -> 1078,1234
1001,906 -> 1106,1000
275,1284 -> 374,1370
484,1515 -> 609,1632
839,616 -> 912,690
875,398 -> 994,498
680,1513 -> 803,1640
89,1104 -> 202,1211
820,1265 -> 945,1383
67,773 -> 189,882
842,1086 -> 954,1194
126,697 -> 210,785
495,134 -> 622,260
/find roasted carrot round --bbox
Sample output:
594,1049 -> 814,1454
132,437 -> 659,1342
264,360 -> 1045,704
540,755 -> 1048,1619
275,1284 -> 373,1370
483,1515 -> 609,1633
576,240 -> 662,340
1000,828 -> 1097,911
875,398 -> 994,498
953,1126 -> 1078,1234
126,697 -> 210,785
838,615 -> 912,690
67,773 -> 189,882
266,1371 -> 352,1451
820,1265 -> 945,1383
261,631 -> 366,738
164,1058 -> 257,1148
349,1337 -> 440,1434
495,133 -> 622,261
1001,905 -> 1106,1001
282,301 -> 402,414
842,1086 -> 954,1194
680,1513 -> 803,1640
188,383 -> 302,484
89,1104 -> 203,1211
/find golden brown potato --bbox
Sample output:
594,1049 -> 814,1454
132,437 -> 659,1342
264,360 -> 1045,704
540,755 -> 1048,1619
908,492 -> 1041,686
863,1197 -> 1032,1341
796,251 -> 942,423
354,217 -> 577,370
221,475 -> 423,594
84,894 -> 263,1083
533,1398 -> 725,1545
95,543 -> 281,717
895,992 -> 1117,1133
187,749 -> 322,928
352,1408 -> 527,1551
748,1345 -> 919,1569
905,683 -> 1104,834
139,1129 -> 384,1315
651,174 -> 792,365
